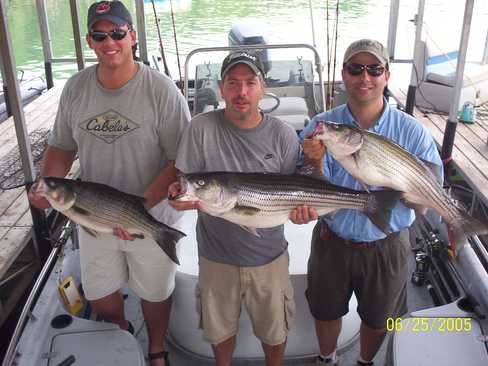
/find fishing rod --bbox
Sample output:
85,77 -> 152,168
169,0 -> 184,94
150,0 -> 171,78
330,0 -> 339,109
326,0 -> 331,109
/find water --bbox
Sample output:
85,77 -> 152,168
3,0 -> 488,85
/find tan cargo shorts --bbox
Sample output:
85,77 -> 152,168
197,253 -> 296,346
79,227 -> 178,302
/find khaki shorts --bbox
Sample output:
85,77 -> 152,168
79,227 -> 178,302
306,221 -> 409,329
197,253 -> 295,346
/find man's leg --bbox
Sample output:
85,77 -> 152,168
141,296 -> 172,366
359,322 -> 386,362
315,318 -> 342,357
90,290 -> 129,330
262,341 -> 286,366
212,336 -> 236,366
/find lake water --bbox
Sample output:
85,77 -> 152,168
3,0 -> 488,87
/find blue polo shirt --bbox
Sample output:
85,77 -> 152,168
299,99 -> 443,242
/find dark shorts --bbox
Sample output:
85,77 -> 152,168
305,221 -> 409,330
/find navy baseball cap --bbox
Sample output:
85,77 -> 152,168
87,1 -> 132,30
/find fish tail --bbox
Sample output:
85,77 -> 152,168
154,224 -> 186,265
448,213 -> 488,257
364,190 -> 401,235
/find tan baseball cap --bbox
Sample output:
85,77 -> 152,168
343,39 -> 389,65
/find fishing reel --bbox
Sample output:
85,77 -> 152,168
411,250 -> 431,286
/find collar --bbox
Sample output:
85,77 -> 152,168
343,96 -> 390,132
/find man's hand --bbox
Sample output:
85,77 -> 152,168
289,205 -> 318,225
113,227 -> 135,241
303,139 -> 326,161
27,181 -> 51,209
167,181 -> 202,211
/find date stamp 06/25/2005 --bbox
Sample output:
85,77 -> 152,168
386,317 -> 474,333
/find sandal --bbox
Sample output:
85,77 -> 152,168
148,351 -> 170,366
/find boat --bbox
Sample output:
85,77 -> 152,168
0,72 -> 47,123
1,1 -> 488,365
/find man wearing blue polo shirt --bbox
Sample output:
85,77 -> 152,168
297,39 -> 442,365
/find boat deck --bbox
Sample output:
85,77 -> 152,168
0,85 -> 64,326
396,89 -> 488,208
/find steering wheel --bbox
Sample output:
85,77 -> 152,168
259,92 -> 281,113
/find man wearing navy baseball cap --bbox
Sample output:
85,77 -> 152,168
29,2 -> 191,365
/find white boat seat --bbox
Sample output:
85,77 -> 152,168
390,302 -> 488,366
200,96 -> 310,131
261,96 -> 309,130
414,40 -> 488,112
49,328 -> 146,365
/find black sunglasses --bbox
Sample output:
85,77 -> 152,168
89,29 -> 128,42
343,63 -> 386,77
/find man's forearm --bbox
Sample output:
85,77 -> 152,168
144,160 -> 178,208
40,146 -> 77,178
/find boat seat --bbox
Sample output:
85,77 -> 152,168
389,301 -> 488,366
260,96 -> 310,130
414,40 -> 488,112
49,328 -> 146,365
200,95 -> 310,131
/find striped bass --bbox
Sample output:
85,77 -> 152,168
311,121 -> 488,252
37,177 -> 186,264
172,172 -> 401,235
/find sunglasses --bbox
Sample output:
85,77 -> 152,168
89,28 -> 129,42
343,63 -> 386,77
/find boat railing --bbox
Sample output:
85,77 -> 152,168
1,221 -> 74,366
183,44 -> 326,116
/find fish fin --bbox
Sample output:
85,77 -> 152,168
364,190 -> 402,234
81,226 -> 98,238
400,195 -> 429,215
154,223 -> 186,265
72,206 -> 91,216
234,205 -> 261,216
297,164 -> 326,180
239,225 -> 261,237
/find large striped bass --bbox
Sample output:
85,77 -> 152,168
311,121 -> 488,252
37,177 -> 186,264
172,172 -> 401,235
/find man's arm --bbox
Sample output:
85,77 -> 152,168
28,146 -> 76,209
144,160 -> 178,208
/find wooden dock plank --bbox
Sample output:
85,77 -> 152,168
395,88 -> 488,206
0,86 -> 63,280
0,226 -> 33,278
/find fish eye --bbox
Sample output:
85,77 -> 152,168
197,180 -> 206,186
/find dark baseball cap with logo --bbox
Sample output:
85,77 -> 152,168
221,51 -> 266,79
87,1 -> 133,30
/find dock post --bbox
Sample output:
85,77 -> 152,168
36,0 -> 55,88
0,0 -> 51,262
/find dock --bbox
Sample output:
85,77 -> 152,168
396,89 -> 488,209
0,85 -> 63,327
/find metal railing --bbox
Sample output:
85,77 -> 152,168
183,43 -> 326,116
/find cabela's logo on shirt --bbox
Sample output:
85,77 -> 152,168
79,110 -> 139,144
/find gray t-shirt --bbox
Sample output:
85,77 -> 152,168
49,63 -> 190,197
176,109 -> 300,266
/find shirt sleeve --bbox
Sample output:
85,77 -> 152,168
159,81 -> 191,161
278,124 -> 301,174
175,121 -> 205,173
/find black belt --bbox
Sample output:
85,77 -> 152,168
319,222 -> 397,249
